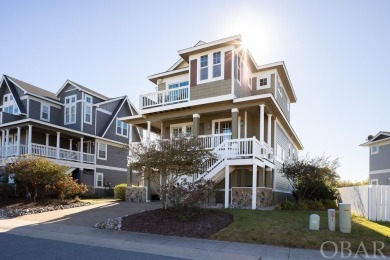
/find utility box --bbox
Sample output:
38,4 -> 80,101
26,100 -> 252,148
309,214 -> 320,231
339,203 -> 351,233
328,209 -> 336,231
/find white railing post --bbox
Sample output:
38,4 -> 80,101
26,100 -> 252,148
259,104 -> 265,144
224,165 -> 229,208
80,138 -> 84,162
56,132 -> 60,159
28,125 -> 32,154
16,127 -> 21,156
252,164 -> 257,210
5,129 -> 9,156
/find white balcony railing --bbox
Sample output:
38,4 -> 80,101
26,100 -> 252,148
0,143 -> 95,164
140,85 -> 189,109
198,133 -> 232,149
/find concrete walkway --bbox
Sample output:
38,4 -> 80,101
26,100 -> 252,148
0,201 -> 388,259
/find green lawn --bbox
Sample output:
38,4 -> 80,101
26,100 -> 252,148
212,209 -> 390,255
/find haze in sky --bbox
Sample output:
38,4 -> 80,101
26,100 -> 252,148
1,0 -> 389,181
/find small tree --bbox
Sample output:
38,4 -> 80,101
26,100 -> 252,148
129,137 -> 216,209
45,174 -> 87,201
280,155 -> 340,201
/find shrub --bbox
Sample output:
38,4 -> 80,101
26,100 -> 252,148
114,183 -> 127,201
46,175 -> 87,200
296,201 -> 309,210
280,200 -> 296,210
304,199 -> 325,210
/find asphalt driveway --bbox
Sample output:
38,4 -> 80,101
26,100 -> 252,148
15,201 -> 162,226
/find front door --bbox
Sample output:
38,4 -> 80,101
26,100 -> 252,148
213,120 -> 232,146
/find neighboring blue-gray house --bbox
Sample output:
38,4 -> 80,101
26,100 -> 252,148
0,75 -> 141,196
360,132 -> 390,185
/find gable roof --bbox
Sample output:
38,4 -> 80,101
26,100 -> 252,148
1,76 -> 27,114
57,80 -> 109,100
5,75 -> 59,101
360,131 -> 390,147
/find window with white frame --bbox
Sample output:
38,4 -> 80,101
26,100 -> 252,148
236,54 -> 242,83
371,146 -> 379,155
213,52 -> 221,78
116,118 -> 128,137
2,93 -> 19,115
170,123 -> 193,138
200,55 -> 208,80
84,94 -> 92,124
258,78 -> 268,89
40,103 -> 50,121
64,95 -> 76,124
96,173 -> 104,187
276,144 -> 283,162
98,142 -> 107,160
277,79 -> 283,97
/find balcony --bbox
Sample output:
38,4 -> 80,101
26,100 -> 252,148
140,85 -> 189,110
0,143 -> 95,164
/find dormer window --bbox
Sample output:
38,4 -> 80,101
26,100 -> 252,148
116,118 -> 128,137
235,54 -> 242,84
3,94 -> 19,115
198,51 -> 224,83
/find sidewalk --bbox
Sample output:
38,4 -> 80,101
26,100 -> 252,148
0,203 -> 388,259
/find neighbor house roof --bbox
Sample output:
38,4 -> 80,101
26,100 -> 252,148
360,131 -> 390,147
6,75 -> 59,100
56,80 -> 109,100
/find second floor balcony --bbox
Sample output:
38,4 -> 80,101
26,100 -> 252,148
140,85 -> 189,110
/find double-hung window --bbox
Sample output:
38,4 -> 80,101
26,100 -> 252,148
40,103 -> 50,121
213,52 -> 221,78
98,142 -> 107,160
116,118 -> 128,137
84,94 -> 92,124
64,95 -> 76,124
96,173 -> 104,187
200,55 -> 208,80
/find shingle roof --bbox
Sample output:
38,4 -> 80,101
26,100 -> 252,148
6,75 -> 59,100
68,80 -> 109,100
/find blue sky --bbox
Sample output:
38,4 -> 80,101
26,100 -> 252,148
1,0 -> 389,181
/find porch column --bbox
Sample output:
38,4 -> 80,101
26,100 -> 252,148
0,130 -> 3,157
224,165 -> 230,208
27,125 -> 32,154
127,166 -> 132,187
69,139 -> 73,150
5,129 -> 9,156
146,121 -> 151,141
80,138 -> 84,162
263,167 -> 266,187
193,114 -> 200,137
16,127 -> 21,156
252,164 -> 257,210
232,108 -> 239,139
45,134 -> 50,156
56,132 -> 60,159
259,105 -> 265,143
267,114 -> 272,146
244,111 -> 247,138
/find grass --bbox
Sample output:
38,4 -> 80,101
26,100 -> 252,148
212,209 -> 390,255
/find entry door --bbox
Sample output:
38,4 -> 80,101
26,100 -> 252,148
214,120 -> 232,146
78,141 -> 91,153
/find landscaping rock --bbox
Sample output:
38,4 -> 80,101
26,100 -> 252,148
94,217 -> 123,230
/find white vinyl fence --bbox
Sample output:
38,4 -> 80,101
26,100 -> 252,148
338,185 -> 390,222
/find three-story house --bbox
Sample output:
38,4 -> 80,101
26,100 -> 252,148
121,35 -> 303,208
0,75 -> 140,196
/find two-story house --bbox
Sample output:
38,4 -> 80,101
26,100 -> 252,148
0,75 -> 140,196
121,35 -> 303,209
360,132 -> 390,185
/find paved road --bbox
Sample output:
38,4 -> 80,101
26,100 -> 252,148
0,233 -> 182,260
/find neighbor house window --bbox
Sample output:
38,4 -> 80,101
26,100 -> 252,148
96,173 -> 104,187
200,55 -> 208,80
3,93 -> 19,115
116,118 -> 128,137
371,146 -> 379,155
40,104 -> 50,121
98,142 -> 107,160
84,94 -> 92,124
213,52 -> 221,78
64,95 -> 76,124
172,127 -> 183,138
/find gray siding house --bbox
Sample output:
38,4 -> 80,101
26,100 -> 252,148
0,75 -> 140,196
121,35 -> 304,208
360,132 -> 390,185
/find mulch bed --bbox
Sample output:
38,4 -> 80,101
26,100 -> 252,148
122,208 -> 234,239
0,199 -> 79,210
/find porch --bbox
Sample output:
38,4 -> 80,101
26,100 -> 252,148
0,124 -> 95,164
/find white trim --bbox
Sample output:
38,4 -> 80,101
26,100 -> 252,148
168,58 -> 186,71
147,67 -> 189,82
197,49 -> 225,84
64,87 -> 77,92
369,169 -> 390,175
96,108 -> 112,115
116,118 -> 129,137
96,165 -> 128,172
178,35 -> 241,55
64,94 -> 77,125
231,108 -> 239,113
170,122 -> 193,138
96,172 -> 104,188
84,94 -> 92,125
57,80 -> 108,101
193,113 -> 200,118
211,117 -> 232,135
97,142 -> 107,160
93,96 -> 126,106
257,77 -> 270,90
40,103 -> 50,122
27,95 -> 62,109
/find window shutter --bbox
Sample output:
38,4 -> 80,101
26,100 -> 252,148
190,59 -> 197,87
224,51 -> 232,79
